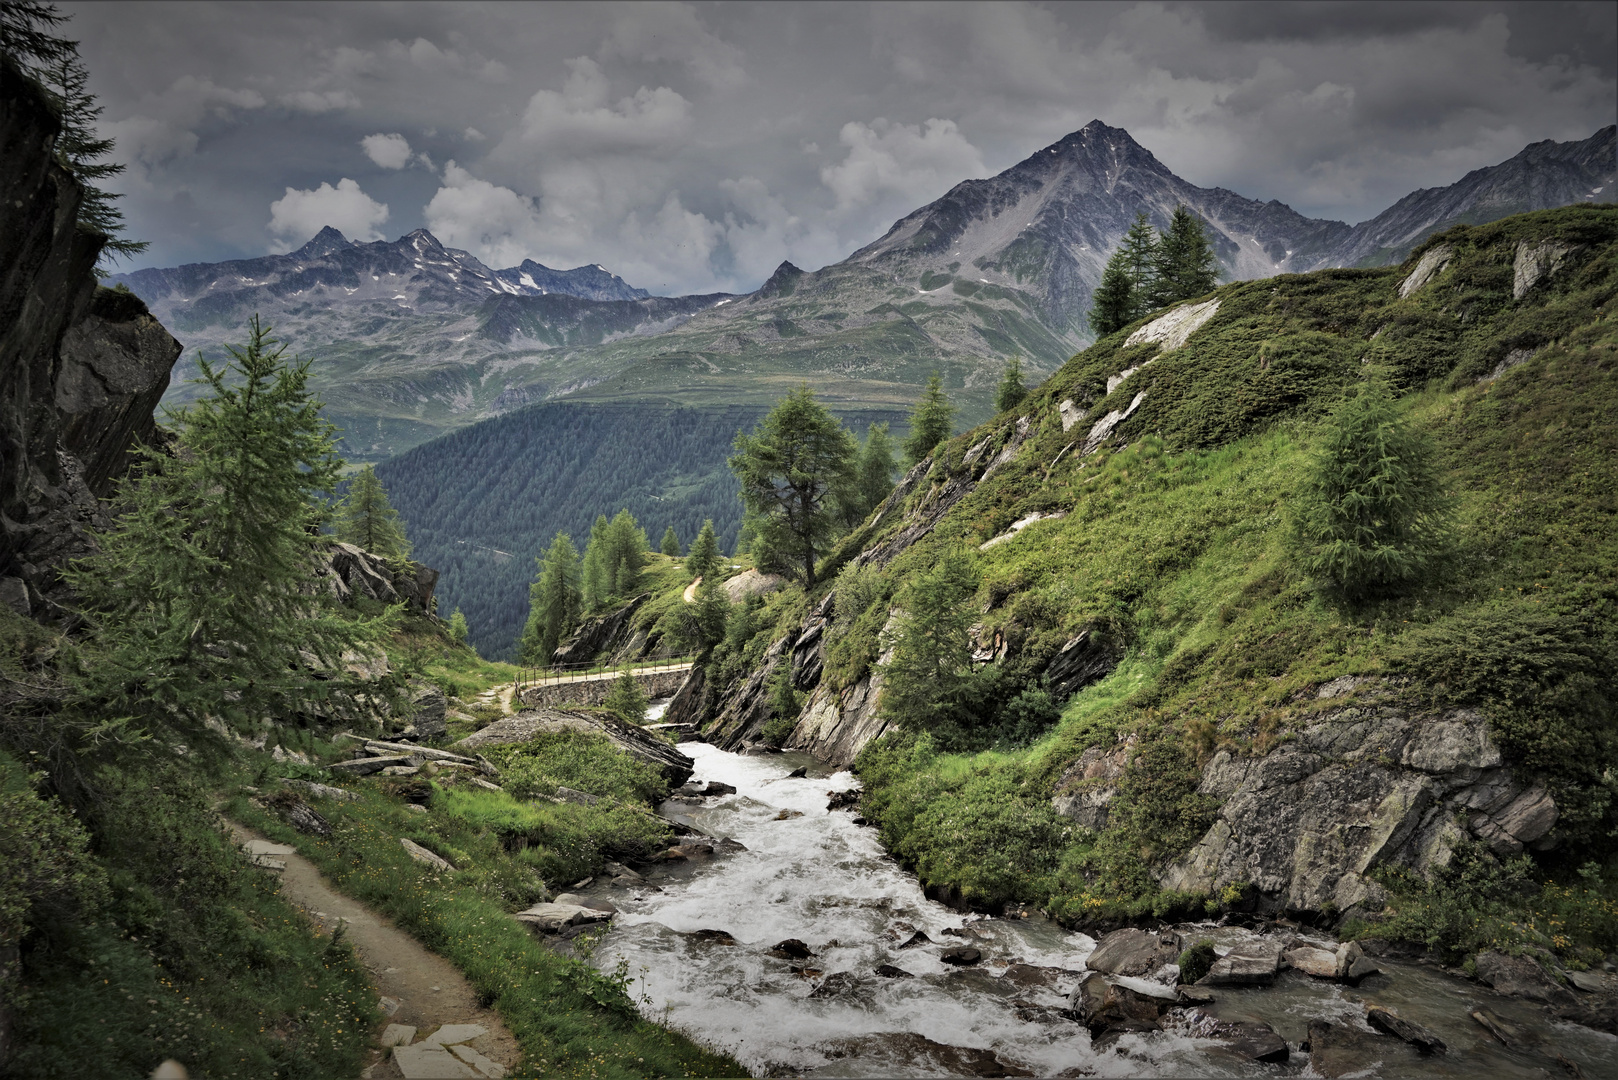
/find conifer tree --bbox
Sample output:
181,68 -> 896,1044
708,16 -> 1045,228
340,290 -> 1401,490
334,464 -> 410,561
853,422 -> 898,521
1088,253 -> 1136,337
660,525 -> 682,557
879,545 -> 978,729
602,671 -> 650,725
995,356 -> 1028,413
686,519 -> 722,584
903,374 -> 956,467
604,508 -> 647,596
66,316 -> 395,748
682,577 -> 731,655
1119,213 -> 1161,318
580,514 -> 610,611
447,607 -> 469,645
1153,204 -> 1219,306
1290,379 -> 1453,601
520,532 -> 582,664
730,387 -> 857,586
0,3 -> 145,262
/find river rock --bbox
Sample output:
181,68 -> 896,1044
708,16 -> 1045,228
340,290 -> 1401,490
1067,972 -> 1166,1036
1475,950 -> 1575,1005
514,902 -> 612,933
769,938 -> 815,959
1198,939 -> 1284,987
941,947 -> 982,966
1284,945 -> 1340,978
897,930 -> 931,949
810,971 -> 859,998
1305,1018 -> 1391,1078
1470,1006 -> 1533,1049
1209,1020 -> 1289,1064
1366,1006 -> 1446,1053
552,893 -> 615,913
690,929 -> 737,945
786,767 -> 807,778
874,964 -> 913,978
827,790 -> 859,811
1550,994 -> 1618,1036
1085,928 -> 1180,977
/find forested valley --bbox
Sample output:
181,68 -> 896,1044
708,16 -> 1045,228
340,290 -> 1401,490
376,401 -> 907,659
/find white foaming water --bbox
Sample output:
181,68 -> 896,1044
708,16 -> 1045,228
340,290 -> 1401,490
589,744 -> 1223,1077
587,744 -> 1618,1078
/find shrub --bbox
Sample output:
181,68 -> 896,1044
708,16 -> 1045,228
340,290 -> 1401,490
1177,940 -> 1216,984
1289,378 -> 1453,601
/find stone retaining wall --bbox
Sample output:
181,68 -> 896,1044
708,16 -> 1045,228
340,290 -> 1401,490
518,669 -> 689,710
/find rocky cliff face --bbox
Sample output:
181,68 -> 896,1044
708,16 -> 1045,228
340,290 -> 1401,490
0,56 -> 181,619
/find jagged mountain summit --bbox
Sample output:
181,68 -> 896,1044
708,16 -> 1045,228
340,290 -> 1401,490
110,122 -> 1614,463
111,226 -> 649,321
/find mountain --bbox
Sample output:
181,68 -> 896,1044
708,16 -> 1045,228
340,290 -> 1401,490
110,123 -> 1614,466
1324,125 -> 1616,267
666,205 -> 1618,950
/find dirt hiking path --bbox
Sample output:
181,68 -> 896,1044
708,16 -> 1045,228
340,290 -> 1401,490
224,820 -> 519,1079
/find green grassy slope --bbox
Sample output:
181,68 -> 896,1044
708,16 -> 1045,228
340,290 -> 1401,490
815,206 -> 1617,951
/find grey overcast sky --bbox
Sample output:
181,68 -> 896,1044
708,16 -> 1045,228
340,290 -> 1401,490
65,0 -> 1617,295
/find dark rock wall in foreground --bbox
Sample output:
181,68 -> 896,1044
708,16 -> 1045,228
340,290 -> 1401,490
0,56 -> 181,618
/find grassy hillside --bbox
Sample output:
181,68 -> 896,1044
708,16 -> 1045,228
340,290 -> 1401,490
378,401 -> 906,661
719,206 -> 1618,958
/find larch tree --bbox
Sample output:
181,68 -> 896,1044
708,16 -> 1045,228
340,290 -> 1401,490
903,374 -> 956,467
65,317 -> 397,750
335,464 -> 410,561
686,519 -> 723,584
729,386 -> 857,587
660,525 -> 682,557
878,545 -> 979,730
520,532 -> 582,665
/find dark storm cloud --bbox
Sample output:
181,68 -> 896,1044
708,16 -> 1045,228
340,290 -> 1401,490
62,1 -> 1616,294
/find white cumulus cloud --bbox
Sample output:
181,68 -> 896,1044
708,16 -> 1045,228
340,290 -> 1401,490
361,132 -> 413,169
820,117 -> 986,212
267,178 -> 388,252
281,89 -> 360,114
423,162 -> 545,268
507,57 -> 692,156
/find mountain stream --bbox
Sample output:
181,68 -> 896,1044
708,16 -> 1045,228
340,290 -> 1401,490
574,740 -> 1615,1077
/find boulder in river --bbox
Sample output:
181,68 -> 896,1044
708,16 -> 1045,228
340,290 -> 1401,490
514,902 -> 613,933
1475,950 -> 1576,1005
770,938 -> 816,959
827,789 -> 860,811
1208,1020 -> 1289,1064
1085,928 -> 1180,977
941,946 -> 983,966
1198,940 -> 1283,987
1305,1018 -> 1395,1078
1366,1005 -> 1446,1053
1550,993 -> 1618,1036
874,964 -> 913,978
896,930 -> 931,949
1067,972 -> 1167,1036
1284,945 -> 1340,978
1470,1006 -> 1534,1049
690,929 -> 737,946
810,971 -> 859,998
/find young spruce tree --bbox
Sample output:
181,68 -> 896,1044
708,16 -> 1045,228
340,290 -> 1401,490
879,545 -> 979,730
660,525 -> 682,557
602,671 -> 650,725
66,317 -> 397,749
995,356 -> 1028,413
1290,379 -> 1453,601
1152,204 -> 1219,307
686,519 -> 722,584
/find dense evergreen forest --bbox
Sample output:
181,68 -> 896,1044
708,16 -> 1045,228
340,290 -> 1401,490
376,401 -> 905,659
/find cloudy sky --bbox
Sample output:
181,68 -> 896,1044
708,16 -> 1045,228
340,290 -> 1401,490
66,0 -> 1616,295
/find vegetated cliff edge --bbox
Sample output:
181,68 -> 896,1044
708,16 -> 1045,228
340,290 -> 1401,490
670,204 -> 1618,929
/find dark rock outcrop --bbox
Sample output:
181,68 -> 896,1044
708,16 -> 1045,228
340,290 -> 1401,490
1474,950 -> 1575,1006
322,541 -> 438,616
1041,629 -> 1116,696
1083,928 -> 1180,977
2,55 -> 184,617
552,593 -> 649,667
1066,971 -> 1169,1036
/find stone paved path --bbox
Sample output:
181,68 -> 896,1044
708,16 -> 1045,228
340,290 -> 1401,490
225,821 -> 520,1078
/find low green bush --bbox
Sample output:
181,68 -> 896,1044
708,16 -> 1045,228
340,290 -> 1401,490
486,731 -> 669,805
1177,940 -> 1216,984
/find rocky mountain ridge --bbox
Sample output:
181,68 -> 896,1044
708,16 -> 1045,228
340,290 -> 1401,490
109,122 -> 1614,464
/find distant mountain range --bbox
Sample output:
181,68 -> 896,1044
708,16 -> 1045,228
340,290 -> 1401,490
111,123 -> 1615,462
